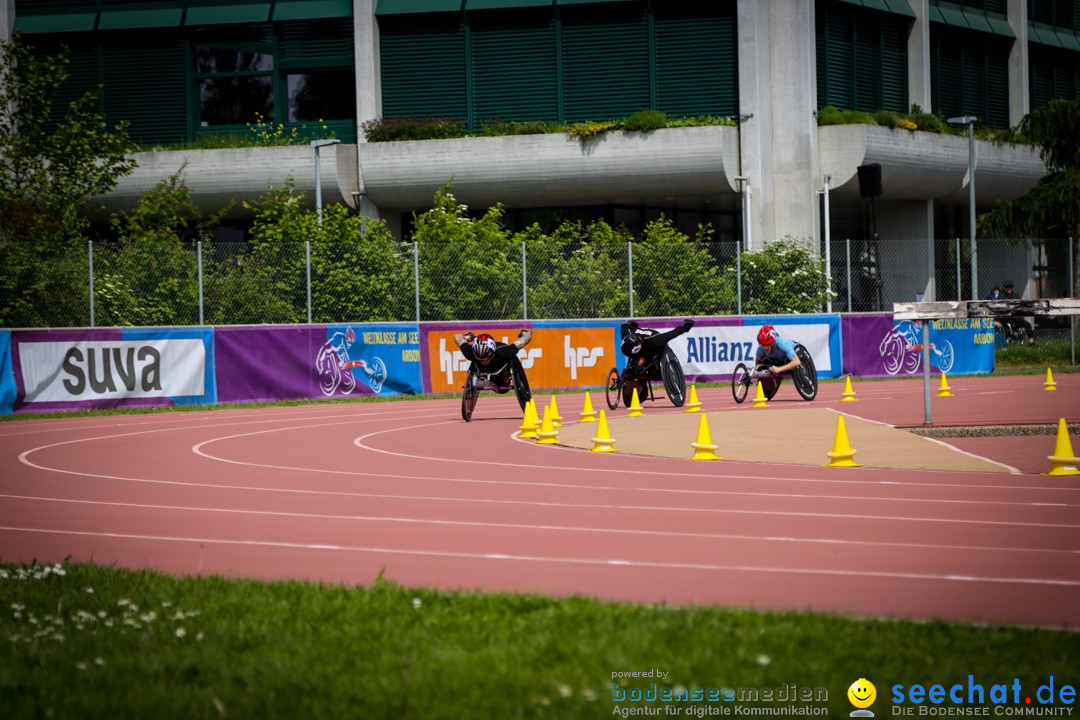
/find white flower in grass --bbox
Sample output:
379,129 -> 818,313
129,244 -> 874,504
558,684 -> 572,698
673,685 -> 687,698
755,653 -> 771,666
97,611 -> 107,619
411,598 -> 422,610
103,619 -> 113,627
94,657 -> 105,666
161,601 -> 172,608
171,612 -> 186,622
85,587 -> 94,594
11,603 -> 24,611
140,611 -> 157,623
175,627 -> 186,638
195,632 -> 204,642
582,688 -> 597,702
12,612 -> 21,620
117,599 -> 130,607
75,662 -> 88,671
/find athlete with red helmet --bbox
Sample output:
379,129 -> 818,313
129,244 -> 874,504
453,328 -> 533,390
754,324 -> 802,396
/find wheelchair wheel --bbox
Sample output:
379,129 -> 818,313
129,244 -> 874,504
792,344 -> 818,401
511,357 -> 531,412
732,363 -> 751,404
605,367 -> 622,410
659,347 -> 686,407
461,370 -> 478,422
763,374 -> 781,401
623,378 -> 647,408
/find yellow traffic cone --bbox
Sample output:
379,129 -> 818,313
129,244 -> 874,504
937,373 -> 954,397
536,404 -> 559,445
1042,418 -> 1079,476
840,375 -> 858,402
824,415 -> 863,467
690,413 -> 721,461
1044,368 -> 1057,391
627,387 -> 645,417
684,383 -> 702,413
549,395 -> 563,427
518,398 -> 539,439
752,381 -> 768,408
591,410 -> 618,453
580,391 -> 598,422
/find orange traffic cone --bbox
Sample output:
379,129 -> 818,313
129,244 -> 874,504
684,384 -> 702,413
1044,368 -> 1057,391
690,413 -> 721,461
518,399 -> 539,439
591,410 -> 618,453
579,391 -> 598,422
840,376 -> 858,402
1042,418 -> 1079,476
627,387 -> 645,417
824,415 -> 863,467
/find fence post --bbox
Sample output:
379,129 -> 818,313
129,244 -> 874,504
845,238 -> 852,313
521,241 -> 528,321
305,241 -> 312,324
197,240 -> 205,326
1071,236 -> 1076,366
628,241 -> 634,318
955,237 -> 961,301
88,240 -> 95,328
736,239 -> 743,316
413,241 -> 421,323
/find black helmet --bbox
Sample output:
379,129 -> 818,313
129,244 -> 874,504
621,333 -> 643,356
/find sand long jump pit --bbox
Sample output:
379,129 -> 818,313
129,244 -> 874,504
553,407 -> 1014,473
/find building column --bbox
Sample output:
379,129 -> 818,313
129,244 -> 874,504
1,0 -> 14,41
876,200 -> 936,304
736,0 -> 819,249
1007,0 -> 1029,126
354,0 -> 382,220
907,0 -> 932,111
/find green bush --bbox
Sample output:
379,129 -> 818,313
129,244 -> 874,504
620,110 -> 668,133
480,119 -> 562,136
361,117 -> 466,142
736,237 -> 834,314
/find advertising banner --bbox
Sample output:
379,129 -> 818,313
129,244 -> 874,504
842,313 -> 994,377
215,323 -> 421,404
10,328 -> 215,413
422,320 -> 614,394
0,331 -> 15,415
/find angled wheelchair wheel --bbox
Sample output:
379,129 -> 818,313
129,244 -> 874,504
511,357 -> 531,412
659,347 -> 686,407
461,370 -> 478,422
605,367 -> 622,410
732,363 -> 751,404
623,378 -> 647,408
792,343 -> 818,401
763,374 -> 782,401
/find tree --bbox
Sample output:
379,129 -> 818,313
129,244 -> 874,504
977,99 -> 1080,240
0,33 -> 138,242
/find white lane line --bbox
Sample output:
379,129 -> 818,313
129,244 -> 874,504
5,493 -> 1078,555
2,525 -> 1078,588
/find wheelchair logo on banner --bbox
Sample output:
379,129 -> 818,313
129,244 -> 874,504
879,321 -> 954,375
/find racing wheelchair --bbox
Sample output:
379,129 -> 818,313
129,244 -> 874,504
731,343 -> 818,403
605,346 -> 687,410
461,356 -> 531,422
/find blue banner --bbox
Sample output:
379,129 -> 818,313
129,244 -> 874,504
325,323 -> 422,397
0,330 -> 14,415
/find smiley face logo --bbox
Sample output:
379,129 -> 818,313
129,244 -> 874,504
848,679 -> 877,709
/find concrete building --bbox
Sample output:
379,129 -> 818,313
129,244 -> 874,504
5,0 -> 1079,305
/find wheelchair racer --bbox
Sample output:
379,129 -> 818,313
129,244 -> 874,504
754,324 -> 801,395
454,329 -> 533,391
619,318 -> 695,371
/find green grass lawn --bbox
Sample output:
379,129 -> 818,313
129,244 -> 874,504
1,563 -> 1077,720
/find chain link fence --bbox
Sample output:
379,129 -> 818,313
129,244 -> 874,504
2,237 -> 1076,366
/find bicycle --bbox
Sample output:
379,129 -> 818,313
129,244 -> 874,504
461,355 -> 531,422
730,343 -> 818,403
604,345 -> 686,410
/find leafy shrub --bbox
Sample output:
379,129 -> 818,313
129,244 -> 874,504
567,120 -> 618,141
620,110 -> 668,133
816,106 -> 876,126
873,111 -> 899,129
735,237 -> 834,314
480,119 -> 561,136
666,115 -> 738,128
361,117 -> 466,142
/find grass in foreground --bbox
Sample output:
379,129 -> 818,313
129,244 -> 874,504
1,562 -> 1077,720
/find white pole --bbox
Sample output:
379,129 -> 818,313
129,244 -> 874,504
88,240 -> 95,328
823,175 -> 832,313
968,122 -> 977,300
197,240 -> 204,326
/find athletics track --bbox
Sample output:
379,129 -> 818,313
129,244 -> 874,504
0,373 -> 1077,629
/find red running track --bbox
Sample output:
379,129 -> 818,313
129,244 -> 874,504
0,373 -> 1077,629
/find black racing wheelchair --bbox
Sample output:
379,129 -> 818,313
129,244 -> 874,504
461,356 -> 531,422
730,343 -> 818,403
605,346 -> 687,410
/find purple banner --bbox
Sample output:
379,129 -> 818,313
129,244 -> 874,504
842,313 -> 994,377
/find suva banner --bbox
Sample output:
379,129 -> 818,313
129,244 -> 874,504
842,313 -> 994,377
215,323 -> 421,404
421,320 -> 615,394
10,328 -> 215,413
0,330 -> 16,415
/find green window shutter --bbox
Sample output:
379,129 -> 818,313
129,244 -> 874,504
880,14 -> 909,112
983,38 -> 1009,127
1031,0 -> 1054,26
102,34 -> 188,145
278,18 -> 354,68
469,9 -> 559,125
854,12 -> 881,111
560,2 -> 649,122
31,38 -> 102,131
379,14 -> 467,119
931,25 -> 963,119
653,2 -> 739,117
1030,45 -> 1056,109
819,2 -> 855,109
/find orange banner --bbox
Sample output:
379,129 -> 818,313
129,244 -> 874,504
427,327 -> 616,393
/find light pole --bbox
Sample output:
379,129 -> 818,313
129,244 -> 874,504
311,138 -> 341,228
947,116 -> 978,299
821,174 -> 832,313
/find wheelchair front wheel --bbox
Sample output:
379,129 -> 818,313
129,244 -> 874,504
732,363 -> 751,404
659,347 -> 686,407
605,367 -> 622,410
511,357 -> 531,412
792,344 -> 818,401
461,370 -> 478,422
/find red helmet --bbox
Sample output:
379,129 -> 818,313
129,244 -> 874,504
757,325 -> 778,346
473,333 -> 497,360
